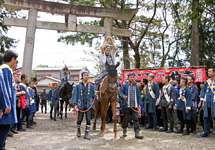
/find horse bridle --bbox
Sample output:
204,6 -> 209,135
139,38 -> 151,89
107,78 -> 118,91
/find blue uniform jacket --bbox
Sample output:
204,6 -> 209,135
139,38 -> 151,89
176,86 -> 192,120
145,81 -> 159,113
200,80 -> 215,118
174,87 -> 179,100
159,84 -> 176,106
47,89 -> 60,103
71,82 -> 95,110
0,69 -> 10,109
189,84 -> 199,111
119,82 -> 141,109
0,66 -> 17,125
28,87 -> 36,113
33,86 -> 40,111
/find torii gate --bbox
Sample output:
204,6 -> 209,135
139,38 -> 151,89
4,0 -> 137,79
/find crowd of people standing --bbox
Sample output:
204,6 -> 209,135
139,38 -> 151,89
0,44 -> 214,149
0,50 -> 41,150
116,68 -> 215,138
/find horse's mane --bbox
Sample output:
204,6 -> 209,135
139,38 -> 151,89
108,67 -> 117,77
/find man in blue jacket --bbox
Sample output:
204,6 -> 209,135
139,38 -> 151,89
48,83 -> 60,121
159,75 -> 176,133
188,76 -> 199,134
175,78 -> 192,135
199,67 -> 215,137
0,54 -> 10,120
145,73 -> 160,130
0,50 -> 18,150
72,71 -> 95,140
119,72 -> 143,139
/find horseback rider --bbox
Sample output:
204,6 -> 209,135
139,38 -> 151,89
94,36 -> 116,96
59,65 -> 70,90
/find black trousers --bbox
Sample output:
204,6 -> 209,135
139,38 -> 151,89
16,106 -> 23,130
156,106 -> 163,127
77,110 -> 92,126
0,125 -> 10,150
50,100 -> 59,119
162,106 -> 174,130
22,108 -> 26,122
177,110 -> 190,127
191,110 -> 197,131
41,100 -> 47,112
122,108 -> 139,131
200,109 -> 213,129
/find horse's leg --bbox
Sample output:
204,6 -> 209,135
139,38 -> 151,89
100,100 -> 109,135
60,100 -> 63,119
93,101 -> 98,130
110,100 -> 117,138
65,100 -> 68,119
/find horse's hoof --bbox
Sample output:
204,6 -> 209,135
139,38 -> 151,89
100,132 -> 104,137
114,134 -> 118,139
93,127 -> 96,130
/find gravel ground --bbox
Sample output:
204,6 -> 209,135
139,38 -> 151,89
5,111 -> 215,150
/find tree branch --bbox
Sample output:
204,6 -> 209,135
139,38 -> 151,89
136,0 -> 157,48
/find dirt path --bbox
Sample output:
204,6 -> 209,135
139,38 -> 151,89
6,111 -> 215,150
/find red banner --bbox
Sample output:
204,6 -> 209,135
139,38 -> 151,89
122,67 -> 207,84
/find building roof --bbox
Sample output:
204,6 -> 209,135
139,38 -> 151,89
38,76 -> 61,82
33,66 -> 88,71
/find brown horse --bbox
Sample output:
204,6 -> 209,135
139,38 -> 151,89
93,62 -> 120,137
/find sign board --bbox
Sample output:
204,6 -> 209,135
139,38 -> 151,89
122,67 -> 207,84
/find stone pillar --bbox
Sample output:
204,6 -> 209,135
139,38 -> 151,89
104,17 -> 112,37
68,14 -> 77,31
104,17 -> 113,46
22,8 -> 37,79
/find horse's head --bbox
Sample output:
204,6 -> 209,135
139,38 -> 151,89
105,61 -> 120,92
66,82 -> 74,99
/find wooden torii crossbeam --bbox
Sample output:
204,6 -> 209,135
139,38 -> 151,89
4,0 -> 138,78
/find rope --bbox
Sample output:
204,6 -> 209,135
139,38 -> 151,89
79,97 -> 95,113
122,95 -> 141,118
72,97 -> 96,121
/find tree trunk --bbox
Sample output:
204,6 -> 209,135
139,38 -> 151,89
121,19 -> 130,69
134,48 -> 140,68
122,37 -> 130,69
190,0 -> 199,66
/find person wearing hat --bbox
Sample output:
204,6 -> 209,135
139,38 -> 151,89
145,73 -> 160,131
59,65 -> 70,89
94,36 -> 116,95
119,72 -> 143,139
47,83 -> 60,121
40,88 -> 48,113
71,71 -> 95,140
